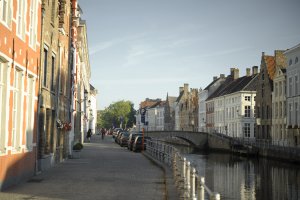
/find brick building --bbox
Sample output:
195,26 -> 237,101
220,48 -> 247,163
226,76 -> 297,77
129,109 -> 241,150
0,0 -> 41,190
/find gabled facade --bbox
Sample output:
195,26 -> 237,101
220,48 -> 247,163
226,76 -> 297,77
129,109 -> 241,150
285,43 -> 300,147
255,51 -> 286,140
0,0 -> 41,190
174,84 -> 198,131
271,67 -> 287,145
198,74 -> 226,132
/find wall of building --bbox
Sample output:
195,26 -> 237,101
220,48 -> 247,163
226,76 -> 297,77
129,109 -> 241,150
0,0 -> 41,190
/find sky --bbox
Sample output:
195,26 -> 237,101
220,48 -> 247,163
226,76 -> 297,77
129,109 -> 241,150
78,0 -> 300,110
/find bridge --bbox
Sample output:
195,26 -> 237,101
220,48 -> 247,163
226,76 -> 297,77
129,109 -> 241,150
144,131 -> 232,150
145,131 -> 300,163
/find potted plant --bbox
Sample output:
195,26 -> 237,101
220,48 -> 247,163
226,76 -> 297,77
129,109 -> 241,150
72,142 -> 83,158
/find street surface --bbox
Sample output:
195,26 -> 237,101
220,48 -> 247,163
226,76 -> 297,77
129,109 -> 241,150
0,135 -> 165,200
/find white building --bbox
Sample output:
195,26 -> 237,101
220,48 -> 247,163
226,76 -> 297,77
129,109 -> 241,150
285,43 -> 300,147
212,67 -> 258,139
145,101 -> 165,131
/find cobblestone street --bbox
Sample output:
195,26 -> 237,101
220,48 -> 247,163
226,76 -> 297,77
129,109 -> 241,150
0,135 -> 165,200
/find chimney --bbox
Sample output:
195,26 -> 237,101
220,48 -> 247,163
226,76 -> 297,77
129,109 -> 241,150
230,68 -> 235,77
252,66 -> 258,75
233,68 -> 239,79
246,68 -> 251,77
184,83 -> 189,92
213,76 -> 218,81
220,74 -> 225,78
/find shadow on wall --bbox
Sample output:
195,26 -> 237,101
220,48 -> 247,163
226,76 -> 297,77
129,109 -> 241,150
0,149 -> 36,191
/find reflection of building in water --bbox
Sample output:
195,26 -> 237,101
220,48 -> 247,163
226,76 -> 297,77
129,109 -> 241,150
270,166 -> 300,200
206,154 -> 256,200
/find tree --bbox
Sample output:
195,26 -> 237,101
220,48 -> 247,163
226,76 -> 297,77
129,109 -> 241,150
97,100 -> 136,129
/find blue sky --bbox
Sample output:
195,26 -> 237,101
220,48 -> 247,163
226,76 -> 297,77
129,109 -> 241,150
78,0 -> 300,110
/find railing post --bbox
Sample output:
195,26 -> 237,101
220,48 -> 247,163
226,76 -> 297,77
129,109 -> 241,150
191,167 -> 197,200
185,161 -> 191,198
210,193 -> 220,200
198,177 -> 205,200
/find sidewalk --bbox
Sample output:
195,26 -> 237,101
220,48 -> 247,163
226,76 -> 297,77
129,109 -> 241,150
0,135 -> 166,200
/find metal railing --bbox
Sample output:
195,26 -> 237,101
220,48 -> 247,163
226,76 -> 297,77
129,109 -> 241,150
146,140 -> 220,200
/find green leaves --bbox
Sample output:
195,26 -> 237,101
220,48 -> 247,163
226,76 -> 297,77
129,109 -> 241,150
97,100 -> 136,129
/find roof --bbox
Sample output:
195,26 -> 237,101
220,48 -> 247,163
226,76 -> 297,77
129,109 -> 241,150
140,99 -> 161,109
206,74 -> 258,100
204,77 -> 220,90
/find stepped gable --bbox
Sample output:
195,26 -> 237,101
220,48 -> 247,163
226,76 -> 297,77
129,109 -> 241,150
264,55 -> 276,80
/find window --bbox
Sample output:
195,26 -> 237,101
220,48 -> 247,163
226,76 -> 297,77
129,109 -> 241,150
43,48 -> 48,87
12,68 -> 23,150
51,0 -> 56,22
51,55 -> 55,91
289,104 -> 292,125
0,0 -> 12,27
0,60 -> 8,153
245,96 -> 251,101
275,83 -> 278,97
244,123 -> 250,138
244,106 -> 251,118
289,59 -> 293,66
26,76 -> 34,150
296,57 -> 299,64
29,0 -> 38,48
279,82 -> 282,96
17,0 -> 26,39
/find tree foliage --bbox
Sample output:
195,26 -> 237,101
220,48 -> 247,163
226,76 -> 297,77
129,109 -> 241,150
97,100 -> 136,129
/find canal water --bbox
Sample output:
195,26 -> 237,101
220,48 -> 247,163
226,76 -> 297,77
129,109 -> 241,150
174,145 -> 300,200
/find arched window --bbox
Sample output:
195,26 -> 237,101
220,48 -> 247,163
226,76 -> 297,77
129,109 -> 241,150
295,57 -> 299,64
289,59 -> 293,66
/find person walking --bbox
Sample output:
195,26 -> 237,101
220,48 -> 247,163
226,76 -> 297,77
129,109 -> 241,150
101,128 -> 105,140
86,129 -> 92,142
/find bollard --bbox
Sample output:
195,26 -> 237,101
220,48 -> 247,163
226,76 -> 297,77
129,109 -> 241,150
191,167 -> 197,200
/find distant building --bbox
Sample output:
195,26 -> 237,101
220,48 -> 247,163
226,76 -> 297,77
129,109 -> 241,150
89,84 -> 98,134
206,67 -> 258,138
136,98 -> 161,132
285,43 -> 300,147
164,94 -> 177,131
146,101 -> 166,131
175,84 -> 198,131
198,74 -> 226,132
271,66 -> 287,145
255,51 -> 286,140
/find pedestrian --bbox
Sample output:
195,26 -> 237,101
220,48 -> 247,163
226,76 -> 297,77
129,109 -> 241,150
101,128 -> 105,140
86,129 -> 92,142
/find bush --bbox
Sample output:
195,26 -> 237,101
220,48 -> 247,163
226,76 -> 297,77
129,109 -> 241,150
73,143 -> 83,150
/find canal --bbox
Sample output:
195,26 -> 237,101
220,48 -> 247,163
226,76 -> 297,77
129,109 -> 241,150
174,145 -> 300,200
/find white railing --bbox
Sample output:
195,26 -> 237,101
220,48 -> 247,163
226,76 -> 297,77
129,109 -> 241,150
146,140 -> 220,200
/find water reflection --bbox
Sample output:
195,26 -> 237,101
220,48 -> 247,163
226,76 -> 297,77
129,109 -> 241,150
174,144 -> 300,200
